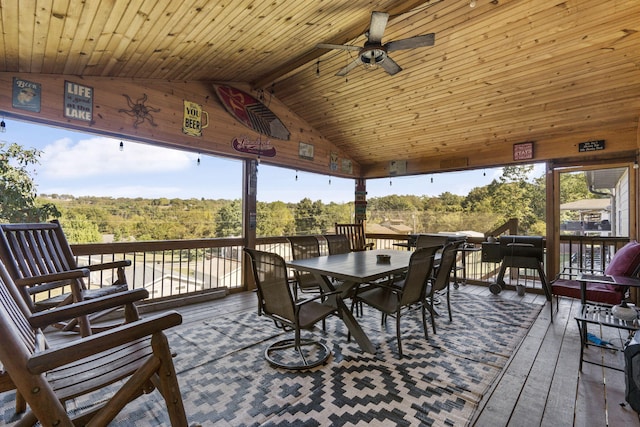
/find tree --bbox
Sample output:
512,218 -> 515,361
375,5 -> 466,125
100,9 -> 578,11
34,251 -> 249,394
0,142 -> 59,222
215,199 -> 242,237
294,198 -> 325,234
487,165 -> 539,232
60,212 -> 102,243
257,201 -> 295,237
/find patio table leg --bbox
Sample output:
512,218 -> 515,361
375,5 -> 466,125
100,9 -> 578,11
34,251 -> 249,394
313,273 -> 376,354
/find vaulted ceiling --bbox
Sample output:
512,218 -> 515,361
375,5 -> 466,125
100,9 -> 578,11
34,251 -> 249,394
1,0 -> 639,178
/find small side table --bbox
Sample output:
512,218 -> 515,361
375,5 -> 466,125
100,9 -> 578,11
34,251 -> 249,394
575,302 -> 638,371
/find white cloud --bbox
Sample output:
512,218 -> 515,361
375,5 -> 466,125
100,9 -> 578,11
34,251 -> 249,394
40,136 -> 196,179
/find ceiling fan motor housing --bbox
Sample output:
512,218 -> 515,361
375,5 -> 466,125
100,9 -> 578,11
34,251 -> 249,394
361,43 -> 387,64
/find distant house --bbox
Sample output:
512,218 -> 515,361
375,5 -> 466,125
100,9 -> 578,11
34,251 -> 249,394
560,198 -> 611,236
368,220 -> 413,235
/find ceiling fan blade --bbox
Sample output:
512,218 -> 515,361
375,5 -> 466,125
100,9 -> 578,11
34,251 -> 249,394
336,57 -> 363,76
368,11 -> 389,43
380,56 -> 402,75
385,34 -> 435,52
316,43 -> 361,52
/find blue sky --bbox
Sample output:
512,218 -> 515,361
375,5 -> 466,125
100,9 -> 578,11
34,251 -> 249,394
2,118 -> 542,203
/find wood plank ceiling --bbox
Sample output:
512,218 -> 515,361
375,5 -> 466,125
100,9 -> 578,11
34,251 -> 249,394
1,0 -> 639,178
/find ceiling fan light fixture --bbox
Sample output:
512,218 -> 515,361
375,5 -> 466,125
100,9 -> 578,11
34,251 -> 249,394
360,46 -> 387,71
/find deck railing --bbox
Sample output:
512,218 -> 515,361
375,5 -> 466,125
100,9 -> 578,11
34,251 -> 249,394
69,234 -> 631,302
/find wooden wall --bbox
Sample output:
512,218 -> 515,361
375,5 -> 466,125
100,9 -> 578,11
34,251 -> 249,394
0,73 -> 360,178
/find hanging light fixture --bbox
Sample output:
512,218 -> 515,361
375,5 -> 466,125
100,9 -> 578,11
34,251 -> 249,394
361,46 -> 386,72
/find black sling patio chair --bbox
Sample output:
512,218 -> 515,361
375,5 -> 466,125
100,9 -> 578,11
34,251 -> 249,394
287,235 -> 324,299
324,234 -> 351,255
425,240 -> 465,334
350,246 -> 438,358
244,248 -> 339,370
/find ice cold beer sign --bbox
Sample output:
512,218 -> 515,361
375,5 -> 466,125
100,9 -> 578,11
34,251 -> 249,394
64,81 -> 93,122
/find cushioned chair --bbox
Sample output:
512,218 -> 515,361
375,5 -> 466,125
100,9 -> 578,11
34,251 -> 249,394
335,223 -> 374,252
551,240 -> 640,309
324,234 -> 351,255
425,240 -> 465,334
244,248 -> 338,370
0,258 -> 188,426
351,246 -> 438,358
287,235 -> 323,298
0,220 -> 133,336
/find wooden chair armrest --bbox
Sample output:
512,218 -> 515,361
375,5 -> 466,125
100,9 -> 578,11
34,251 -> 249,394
27,288 -> 149,329
15,268 -> 90,287
83,259 -> 132,272
27,311 -> 182,374
0,371 -> 15,393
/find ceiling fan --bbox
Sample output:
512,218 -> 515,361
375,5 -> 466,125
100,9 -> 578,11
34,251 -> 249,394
316,11 -> 435,76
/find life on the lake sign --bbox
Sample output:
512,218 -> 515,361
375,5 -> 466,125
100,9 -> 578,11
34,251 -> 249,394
64,81 -> 93,122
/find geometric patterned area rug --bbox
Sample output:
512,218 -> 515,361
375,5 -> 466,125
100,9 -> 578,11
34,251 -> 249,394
0,292 -> 542,426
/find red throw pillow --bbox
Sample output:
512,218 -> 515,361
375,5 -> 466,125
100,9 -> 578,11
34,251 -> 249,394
605,241 -> 640,276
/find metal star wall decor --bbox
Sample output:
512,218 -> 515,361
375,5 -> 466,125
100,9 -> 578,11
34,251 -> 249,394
119,94 -> 160,128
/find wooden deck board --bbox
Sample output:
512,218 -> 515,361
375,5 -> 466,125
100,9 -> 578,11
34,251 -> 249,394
472,290 -> 640,427
540,297 -> 581,426
43,284 -> 640,426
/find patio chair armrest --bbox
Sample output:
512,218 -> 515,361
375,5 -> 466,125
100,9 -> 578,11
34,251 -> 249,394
27,288 -> 149,330
14,268 -> 90,288
83,259 -> 132,272
27,311 -> 182,374
296,290 -> 341,306
353,278 -> 397,297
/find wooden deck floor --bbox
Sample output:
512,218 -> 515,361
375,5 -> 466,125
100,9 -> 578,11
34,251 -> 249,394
51,283 -> 640,426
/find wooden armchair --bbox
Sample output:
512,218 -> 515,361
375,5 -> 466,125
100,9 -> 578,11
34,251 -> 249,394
335,223 -> 374,252
0,220 -> 133,336
0,259 -> 188,426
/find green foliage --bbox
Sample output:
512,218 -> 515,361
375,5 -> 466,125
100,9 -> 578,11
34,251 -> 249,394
257,201 -> 295,237
0,142 -> 59,222
215,199 -> 242,237
483,165 -> 541,232
294,198 -> 327,234
59,212 -> 102,243
28,165 -> 601,241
